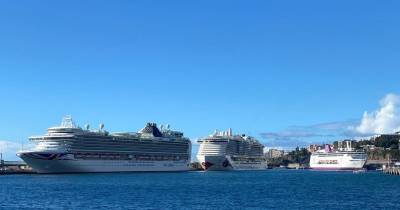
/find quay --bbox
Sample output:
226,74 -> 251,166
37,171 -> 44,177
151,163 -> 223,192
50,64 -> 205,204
0,160 -> 35,175
382,161 -> 400,176
384,167 -> 400,176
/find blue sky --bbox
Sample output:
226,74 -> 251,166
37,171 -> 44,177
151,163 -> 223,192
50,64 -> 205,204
1,1 -> 400,159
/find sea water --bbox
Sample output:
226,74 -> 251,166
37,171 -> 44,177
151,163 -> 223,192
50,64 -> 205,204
1,170 -> 399,210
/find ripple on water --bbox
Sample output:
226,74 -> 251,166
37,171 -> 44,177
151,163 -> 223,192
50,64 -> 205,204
0,170 -> 399,210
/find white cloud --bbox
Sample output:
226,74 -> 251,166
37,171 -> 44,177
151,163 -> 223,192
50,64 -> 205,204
260,93 -> 400,149
259,120 -> 357,148
356,93 -> 400,135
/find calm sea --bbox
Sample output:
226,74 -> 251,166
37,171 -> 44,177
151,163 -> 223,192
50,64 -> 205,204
1,170 -> 399,210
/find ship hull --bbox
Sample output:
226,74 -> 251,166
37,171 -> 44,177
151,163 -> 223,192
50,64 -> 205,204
310,167 -> 363,171
309,153 -> 366,171
18,152 -> 190,174
197,155 -> 267,171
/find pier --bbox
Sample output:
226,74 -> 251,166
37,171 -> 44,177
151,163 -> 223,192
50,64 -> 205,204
0,160 -> 34,175
384,167 -> 400,176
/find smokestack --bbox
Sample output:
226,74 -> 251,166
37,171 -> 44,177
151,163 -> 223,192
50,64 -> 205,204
325,144 -> 331,153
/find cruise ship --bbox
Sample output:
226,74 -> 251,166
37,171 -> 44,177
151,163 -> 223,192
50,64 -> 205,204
17,116 -> 192,173
309,142 -> 367,170
196,128 -> 267,171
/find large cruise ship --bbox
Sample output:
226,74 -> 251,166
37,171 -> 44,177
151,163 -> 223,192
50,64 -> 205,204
196,128 -> 267,171
17,116 -> 192,173
309,142 -> 367,170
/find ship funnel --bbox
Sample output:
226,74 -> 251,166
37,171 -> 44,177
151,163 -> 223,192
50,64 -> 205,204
325,144 -> 331,153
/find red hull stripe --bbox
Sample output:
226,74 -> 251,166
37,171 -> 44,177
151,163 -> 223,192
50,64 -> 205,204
310,167 -> 361,170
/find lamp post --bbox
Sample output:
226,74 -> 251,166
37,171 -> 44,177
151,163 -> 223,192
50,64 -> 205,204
0,150 -> 3,169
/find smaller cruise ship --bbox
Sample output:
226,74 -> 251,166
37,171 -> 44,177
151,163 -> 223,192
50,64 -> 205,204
196,128 -> 268,171
309,141 -> 367,170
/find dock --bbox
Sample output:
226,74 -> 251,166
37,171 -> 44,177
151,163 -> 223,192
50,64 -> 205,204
0,160 -> 35,175
384,167 -> 400,176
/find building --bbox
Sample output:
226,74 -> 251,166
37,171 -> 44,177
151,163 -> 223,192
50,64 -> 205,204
371,133 -> 400,141
361,144 -> 376,151
265,149 -> 284,159
287,163 -> 300,169
370,133 -> 400,150
307,144 -> 323,153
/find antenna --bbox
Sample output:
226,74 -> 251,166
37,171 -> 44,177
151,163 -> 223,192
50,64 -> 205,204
99,123 -> 104,131
61,115 -> 76,128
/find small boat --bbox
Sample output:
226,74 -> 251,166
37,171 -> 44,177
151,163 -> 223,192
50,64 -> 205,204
353,169 -> 366,174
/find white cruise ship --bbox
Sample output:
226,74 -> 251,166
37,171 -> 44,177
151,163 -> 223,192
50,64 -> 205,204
309,142 -> 367,170
196,128 -> 267,171
17,116 -> 192,173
